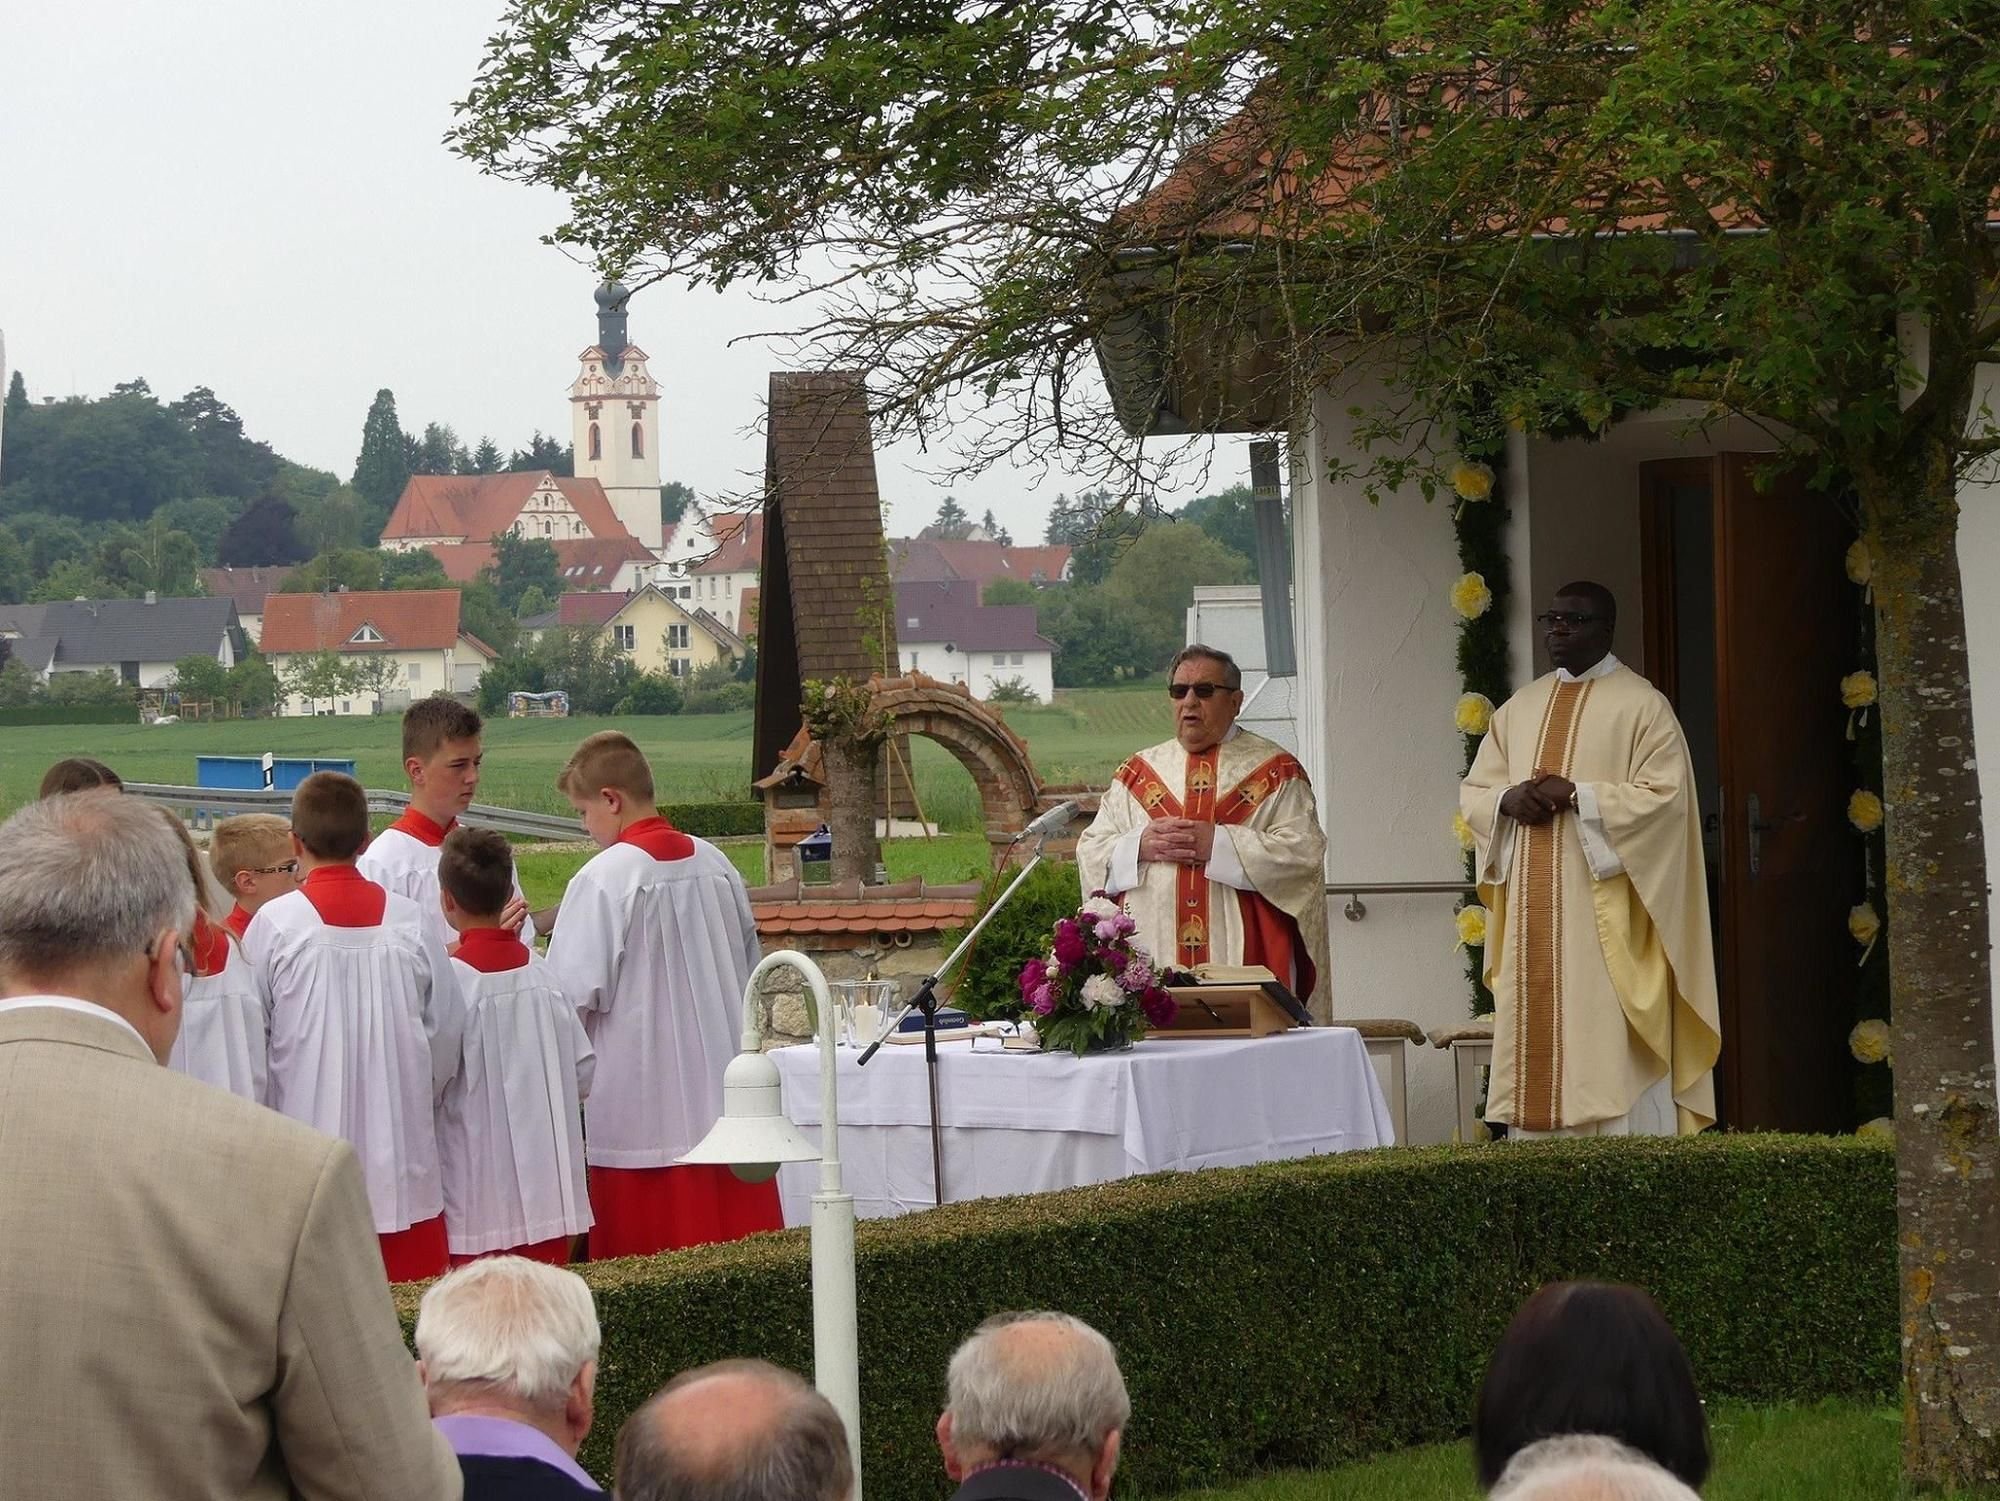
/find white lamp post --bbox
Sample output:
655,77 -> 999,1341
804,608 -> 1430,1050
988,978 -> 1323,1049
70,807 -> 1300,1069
680,951 -> 861,1499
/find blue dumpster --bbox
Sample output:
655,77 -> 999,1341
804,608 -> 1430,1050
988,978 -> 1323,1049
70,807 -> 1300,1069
193,755 -> 358,827
270,758 -> 356,791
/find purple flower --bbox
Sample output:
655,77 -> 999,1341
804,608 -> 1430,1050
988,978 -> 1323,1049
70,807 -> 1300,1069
1142,988 -> 1179,1027
1053,920 -> 1088,968
1029,982 -> 1057,1016
1094,917 -> 1122,942
1018,959 -> 1048,999
1112,912 -> 1138,937
1120,957 -> 1156,993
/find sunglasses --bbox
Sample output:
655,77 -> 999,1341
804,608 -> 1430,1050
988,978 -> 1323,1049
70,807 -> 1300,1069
249,860 -> 301,876
1536,611 -> 1602,630
1168,682 -> 1236,700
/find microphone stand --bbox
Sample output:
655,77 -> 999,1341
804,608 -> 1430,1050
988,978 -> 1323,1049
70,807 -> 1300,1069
857,825 -> 1059,1209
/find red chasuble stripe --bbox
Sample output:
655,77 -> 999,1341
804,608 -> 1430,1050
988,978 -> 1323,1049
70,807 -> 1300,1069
586,1164 -> 781,1258
299,865 -> 389,928
223,903 -> 253,940
191,911 -> 232,979
616,815 -> 696,863
386,806 -> 453,847
452,926 -> 531,973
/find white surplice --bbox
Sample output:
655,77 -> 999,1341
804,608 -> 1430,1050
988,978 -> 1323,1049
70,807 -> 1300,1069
358,824 -> 534,953
245,886 -> 465,1232
439,951 -> 596,1254
543,839 -> 761,1168
170,941 -> 269,1104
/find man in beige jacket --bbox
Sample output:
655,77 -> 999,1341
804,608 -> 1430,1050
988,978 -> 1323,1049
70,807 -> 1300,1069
0,791 -> 461,1500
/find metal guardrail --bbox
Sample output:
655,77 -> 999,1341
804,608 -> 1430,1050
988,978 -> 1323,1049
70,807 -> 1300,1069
127,783 -> 586,842
1327,879 -> 1476,922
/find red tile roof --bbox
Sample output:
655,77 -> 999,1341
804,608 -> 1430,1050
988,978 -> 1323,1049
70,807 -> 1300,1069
382,471 -> 640,551
259,589 -> 464,654
428,535 -> 651,588
749,895 -> 979,938
889,539 -> 1071,588
691,510 -> 765,574
894,580 -> 1054,652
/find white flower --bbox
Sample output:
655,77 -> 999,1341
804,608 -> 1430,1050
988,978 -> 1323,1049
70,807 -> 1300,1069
1080,896 -> 1120,921
1080,974 -> 1125,1011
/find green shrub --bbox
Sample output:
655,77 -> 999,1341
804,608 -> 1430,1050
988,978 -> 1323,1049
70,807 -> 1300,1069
683,681 -> 755,714
941,857 -> 1083,1020
618,671 -> 684,716
664,800 -> 764,838
395,1136 -> 1895,1496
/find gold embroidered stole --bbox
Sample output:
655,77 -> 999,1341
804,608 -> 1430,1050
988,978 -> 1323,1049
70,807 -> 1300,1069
1513,678 -> 1595,1131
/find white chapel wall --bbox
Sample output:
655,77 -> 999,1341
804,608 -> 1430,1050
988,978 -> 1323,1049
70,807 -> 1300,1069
1952,361 -> 2000,1072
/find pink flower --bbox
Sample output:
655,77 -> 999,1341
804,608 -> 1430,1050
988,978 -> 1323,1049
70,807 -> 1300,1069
1018,959 -> 1048,999
1094,918 -> 1122,941
1112,912 -> 1138,938
1142,988 -> 1178,1027
1029,982 -> 1057,1016
1053,920 -> 1088,968
1120,957 -> 1156,993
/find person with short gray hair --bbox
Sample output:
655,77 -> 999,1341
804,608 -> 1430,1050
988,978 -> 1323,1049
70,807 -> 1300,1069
1490,1435 -> 1703,1500
937,1311 -> 1129,1501
417,1256 -> 604,1497
0,791 -> 461,1500
615,1359 -> 852,1501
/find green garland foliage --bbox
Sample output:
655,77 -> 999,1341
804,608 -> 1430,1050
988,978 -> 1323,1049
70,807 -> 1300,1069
1454,402 -> 1512,1015
398,1136 -> 1895,1494
940,858 -> 1084,1022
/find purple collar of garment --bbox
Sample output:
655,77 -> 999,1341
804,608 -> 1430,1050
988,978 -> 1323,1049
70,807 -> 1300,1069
434,1413 -> 601,1491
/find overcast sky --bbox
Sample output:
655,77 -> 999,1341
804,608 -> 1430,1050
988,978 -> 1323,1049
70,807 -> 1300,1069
0,1 -> 1247,540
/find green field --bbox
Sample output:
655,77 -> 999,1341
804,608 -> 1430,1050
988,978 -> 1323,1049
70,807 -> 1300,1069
0,685 -> 1172,834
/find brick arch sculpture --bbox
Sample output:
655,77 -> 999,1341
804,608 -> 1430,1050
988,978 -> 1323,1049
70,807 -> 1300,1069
870,674 -> 1047,850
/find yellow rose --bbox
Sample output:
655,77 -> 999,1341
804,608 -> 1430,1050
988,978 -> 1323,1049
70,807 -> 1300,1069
1845,540 -> 1874,587
1450,572 -> 1494,620
1848,790 -> 1884,833
1848,1018 -> 1891,1065
1456,904 -> 1489,947
1452,810 -> 1477,852
1450,460 -> 1496,502
1841,671 -> 1877,709
1857,1116 -> 1895,1144
1849,901 -> 1882,947
1455,692 -> 1495,735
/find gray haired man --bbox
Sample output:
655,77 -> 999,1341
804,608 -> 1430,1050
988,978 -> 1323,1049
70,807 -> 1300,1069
1492,1436 -> 1702,1500
937,1312 -> 1130,1501
615,1359 -> 852,1501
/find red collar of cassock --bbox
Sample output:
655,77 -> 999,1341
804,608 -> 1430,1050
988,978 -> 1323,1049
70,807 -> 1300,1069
223,903 -> 253,940
452,926 -> 532,973
191,911 -> 233,978
299,864 -> 389,928
616,815 -> 695,862
388,806 -> 455,847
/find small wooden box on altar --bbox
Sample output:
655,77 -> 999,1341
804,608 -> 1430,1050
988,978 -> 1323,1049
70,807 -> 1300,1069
1156,965 -> 1312,1039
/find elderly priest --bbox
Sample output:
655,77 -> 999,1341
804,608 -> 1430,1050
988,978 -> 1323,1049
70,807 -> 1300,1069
1077,646 -> 1329,1009
1460,582 -> 1723,1137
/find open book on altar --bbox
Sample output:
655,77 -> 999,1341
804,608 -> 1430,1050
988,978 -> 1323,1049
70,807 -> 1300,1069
1158,965 -> 1312,1037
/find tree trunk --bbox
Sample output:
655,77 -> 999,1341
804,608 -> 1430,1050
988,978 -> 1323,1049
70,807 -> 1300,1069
1862,455 -> 2000,1490
822,735 -> 883,886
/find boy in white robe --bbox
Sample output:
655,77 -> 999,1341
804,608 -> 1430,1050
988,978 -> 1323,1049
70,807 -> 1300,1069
209,813 -> 299,940
247,771 -> 465,1282
358,696 -> 534,953
157,807 -> 270,1103
544,730 -> 776,1258
436,825 -> 594,1266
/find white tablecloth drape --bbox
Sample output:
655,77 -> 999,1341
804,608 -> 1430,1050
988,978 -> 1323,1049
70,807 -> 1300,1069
770,1028 -> 1394,1225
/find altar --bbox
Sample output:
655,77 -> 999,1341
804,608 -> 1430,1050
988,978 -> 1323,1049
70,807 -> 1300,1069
768,1028 -> 1394,1225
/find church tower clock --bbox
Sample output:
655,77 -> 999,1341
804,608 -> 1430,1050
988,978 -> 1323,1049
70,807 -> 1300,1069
571,280 -> 663,553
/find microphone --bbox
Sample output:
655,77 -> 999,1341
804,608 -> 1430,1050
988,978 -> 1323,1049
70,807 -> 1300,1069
1013,799 -> 1080,844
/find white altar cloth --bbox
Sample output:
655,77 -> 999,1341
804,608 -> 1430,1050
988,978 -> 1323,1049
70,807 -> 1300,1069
770,1028 -> 1394,1225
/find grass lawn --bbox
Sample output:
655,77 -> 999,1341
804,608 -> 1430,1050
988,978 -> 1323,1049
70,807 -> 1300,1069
513,831 -> 996,905
0,684 -> 1168,829
1168,1402 -> 1939,1501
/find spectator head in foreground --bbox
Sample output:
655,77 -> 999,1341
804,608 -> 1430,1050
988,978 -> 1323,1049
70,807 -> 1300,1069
38,756 -> 123,798
417,1256 -> 601,1490
0,791 -> 191,1062
938,1311 -> 1130,1501
1476,1281 -> 1709,1492
616,1359 -> 852,1501
1490,1435 -> 1702,1500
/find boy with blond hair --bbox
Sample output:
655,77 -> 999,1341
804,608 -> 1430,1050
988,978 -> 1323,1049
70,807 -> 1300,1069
359,695 -> 533,953
544,731 -> 777,1256
246,771 -> 464,1281
437,825 -> 594,1266
208,812 -> 300,938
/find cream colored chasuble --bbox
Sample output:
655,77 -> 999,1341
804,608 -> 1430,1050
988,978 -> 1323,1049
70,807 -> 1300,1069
1461,659 -> 1722,1134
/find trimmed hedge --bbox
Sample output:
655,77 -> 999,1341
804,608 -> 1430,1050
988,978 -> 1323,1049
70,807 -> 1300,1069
397,1136 -> 1895,1495
662,800 -> 764,838
0,704 -> 140,726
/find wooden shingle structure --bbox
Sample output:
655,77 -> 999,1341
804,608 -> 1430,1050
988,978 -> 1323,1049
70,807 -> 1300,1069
752,372 -> 901,778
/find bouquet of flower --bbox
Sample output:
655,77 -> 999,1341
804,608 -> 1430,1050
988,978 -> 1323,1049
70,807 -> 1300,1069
1016,893 -> 1181,1056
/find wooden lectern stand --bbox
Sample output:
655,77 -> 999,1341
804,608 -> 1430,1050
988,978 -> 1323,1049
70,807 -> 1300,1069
1156,966 -> 1311,1039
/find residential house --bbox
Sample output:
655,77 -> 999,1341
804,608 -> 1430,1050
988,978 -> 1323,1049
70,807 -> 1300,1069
258,589 -> 495,716
199,566 -> 294,646
380,471 -> 656,591
893,580 -> 1055,702
688,510 -> 764,633
888,538 -> 1073,594
518,590 -> 634,643
0,596 -> 242,688
521,587 -> 746,678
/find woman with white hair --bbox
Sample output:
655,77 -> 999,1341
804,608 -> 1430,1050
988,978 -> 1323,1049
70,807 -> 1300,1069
1492,1435 -> 1703,1500
416,1255 -> 604,1498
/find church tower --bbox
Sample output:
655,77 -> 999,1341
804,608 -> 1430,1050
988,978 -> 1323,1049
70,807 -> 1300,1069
571,280 -> 663,553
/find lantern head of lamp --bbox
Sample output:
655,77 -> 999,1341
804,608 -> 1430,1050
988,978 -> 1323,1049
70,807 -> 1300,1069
680,1048 -> 822,1183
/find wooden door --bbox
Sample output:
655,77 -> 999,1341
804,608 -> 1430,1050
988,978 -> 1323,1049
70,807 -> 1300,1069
1710,455 -> 1853,1131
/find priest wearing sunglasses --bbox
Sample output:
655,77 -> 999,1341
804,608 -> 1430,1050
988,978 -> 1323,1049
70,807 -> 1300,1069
1077,646 -> 1330,1011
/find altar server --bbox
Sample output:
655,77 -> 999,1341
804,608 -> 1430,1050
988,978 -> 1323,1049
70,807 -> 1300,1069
437,825 -> 594,1266
544,731 -> 777,1257
360,695 -> 533,951
209,813 -> 299,939
161,809 -> 269,1103
1077,645 -> 1330,1011
247,771 -> 464,1281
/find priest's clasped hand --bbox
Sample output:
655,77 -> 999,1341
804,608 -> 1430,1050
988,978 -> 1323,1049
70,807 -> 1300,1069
1499,774 -> 1578,827
1140,818 -> 1216,865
